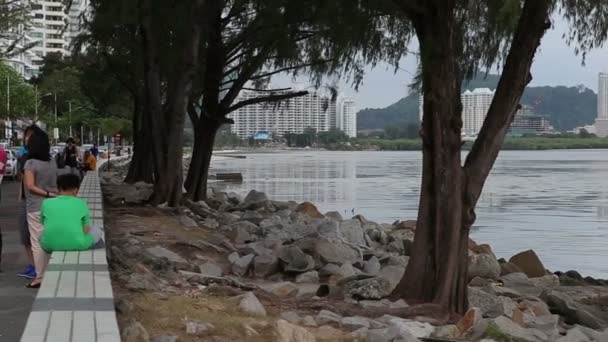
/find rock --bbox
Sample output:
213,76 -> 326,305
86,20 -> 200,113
280,311 -> 303,324
501,262 -> 523,276
519,299 -> 551,317
350,327 -> 369,339
482,284 -> 523,299
254,254 -> 279,278
296,271 -> 320,284
241,211 -> 265,225
313,325 -> 347,340
151,336 -> 179,342
262,281 -> 299,297
509,250 -> 547,278
302,316 -> 317,327
491,316 -> 547,342
469,252 -> 501,281
240,190 -> 272,211
434,325 -> 461,339
529,275 -> 560,288
218,212 -> 240,225
378,265 -> 406,293
315,310 -> 343,325
367,328 -> 418,342
179,214 -> 199,228
386,255 -> 410,267
556,327 -> 591,342
387,240 -> 405,254
239,292 -> 266,316
278,246 -> 315,273
341,316 -> 374,331
227,191 -> 242,204
126,273 -> 160,291
122,321 -> 150,342
540,290 -> 605,329
522,314 -> 559,340
201,218 -> 220,229
145,246 -> 188,267
316,220 -> 340,240
500,272 -> 533,288
124,186 -> 154,204
185,320 -> 215,335
324,211 -> 343,221
228,252 -> 240,264
363,256 -> 381,275
468,287 -> 503,318
456,307 -> 482,335
383,316 -> 435,339
339,219 -> 367,246
227,221 -> 261,244
199,262 -> 223,277
314,240 -> 360,266
470,277 -> 495,287
343,277 -> 392,300
275,319 -> 316,342
232,254 -> 254,277
295,202 -> 324,218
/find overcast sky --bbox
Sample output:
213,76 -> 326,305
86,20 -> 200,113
276,17 -> 608,110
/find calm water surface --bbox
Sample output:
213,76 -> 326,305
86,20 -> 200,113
211,150 -> 608,278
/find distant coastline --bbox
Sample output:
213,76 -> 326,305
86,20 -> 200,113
330,136 -> 608,151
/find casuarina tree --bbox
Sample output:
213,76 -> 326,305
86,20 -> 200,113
387,0 -> 608,314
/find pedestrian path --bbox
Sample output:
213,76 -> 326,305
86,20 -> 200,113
0,181 -> 37,341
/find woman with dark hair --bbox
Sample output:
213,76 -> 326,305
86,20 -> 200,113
23,126 -> 57,288
16,125 -> 37,279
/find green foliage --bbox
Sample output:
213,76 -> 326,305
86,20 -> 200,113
318,128 -> 350,145
484,322 -> 510,342
0,63 -> 35,119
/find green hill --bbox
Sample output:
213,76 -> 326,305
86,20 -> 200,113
357,75 -> 597,132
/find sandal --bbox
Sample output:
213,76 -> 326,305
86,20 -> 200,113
26,282 -> 41,289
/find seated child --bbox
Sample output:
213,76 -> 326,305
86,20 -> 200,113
40,174 -> 102,252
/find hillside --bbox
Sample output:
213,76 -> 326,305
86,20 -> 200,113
357,74 -> 597,132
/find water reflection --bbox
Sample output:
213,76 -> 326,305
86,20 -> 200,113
212,150 -> 608,277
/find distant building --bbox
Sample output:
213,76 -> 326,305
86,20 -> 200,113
509,105 -> 552,136
419,88 -> 494,136
228,89 -> 356,139
337,97 -> 357,138
595,72 -> 608,137
0,0 -> 90,78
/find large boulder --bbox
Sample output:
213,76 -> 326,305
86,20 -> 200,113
239,292 -> 266,316
540,290 -> 606,329
378,265 -> 406,293
501,262 -> 524,276
253,254 -> 279,278
468,252 -> 501,281
278,246 -> 315,273
226,221 -> 262,244
343,277 -> 393,300
490,316 -> 547,342
339,219 -> 367,246
240,190 -> 273,211
275,320 -> 316,342
509,250 -> 547,278
232,254 -> 254,277
313,240 -> 360,266
295,202 -> 324,218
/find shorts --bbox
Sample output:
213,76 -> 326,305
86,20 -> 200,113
19,203 -> 30,246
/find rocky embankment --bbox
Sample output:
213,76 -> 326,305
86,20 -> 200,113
101,169 -> 608,342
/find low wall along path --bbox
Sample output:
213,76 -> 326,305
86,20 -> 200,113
20,160 -> 120,342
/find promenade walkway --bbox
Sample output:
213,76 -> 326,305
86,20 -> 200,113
0,180 -> 37,341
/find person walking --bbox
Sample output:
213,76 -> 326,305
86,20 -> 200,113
63,137 -> 80,177
91,144 -> 99,159
16,125 -> 36,279
23,127 -> 57,288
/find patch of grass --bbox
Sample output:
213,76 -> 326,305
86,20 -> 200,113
484,321 -> 511,342
124,292 -> 276,342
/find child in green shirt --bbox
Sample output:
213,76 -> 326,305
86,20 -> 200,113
40,174 -> 101,252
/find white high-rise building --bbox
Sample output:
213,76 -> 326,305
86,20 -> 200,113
595,72 -> 608,137
1,0 -> 90,78
337,97 -> 357,138
229,90 -> 336,138
229,90 -> 357,139
418,88 -> 494,137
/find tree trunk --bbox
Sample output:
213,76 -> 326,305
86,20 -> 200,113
126,93 -> 154,183
185,116 -> 221,201
392,0 -> 552,315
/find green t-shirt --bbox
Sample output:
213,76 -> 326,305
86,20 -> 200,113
41,196 -> 94,252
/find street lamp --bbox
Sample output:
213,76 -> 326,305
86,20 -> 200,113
67,101 -> 86,139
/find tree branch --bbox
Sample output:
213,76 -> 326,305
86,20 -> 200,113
463,0 -> 552,210
226,90 -> 308,114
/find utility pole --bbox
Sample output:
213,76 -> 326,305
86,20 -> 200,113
34,86 -> 38,122
68,100 -> 72,137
